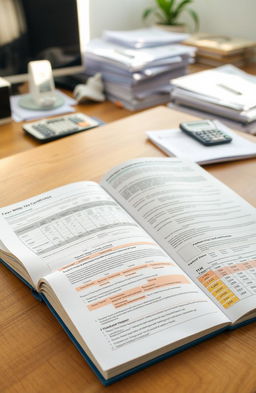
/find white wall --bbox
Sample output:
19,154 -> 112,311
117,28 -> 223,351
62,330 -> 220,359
89,0 -> 148,38
88,0 -> 256,40
192,0 -> 256,40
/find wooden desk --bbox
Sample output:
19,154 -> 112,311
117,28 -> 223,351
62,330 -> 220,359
0,99 -> 133,159
0,106 -> 255,393
2,62 -> 255,160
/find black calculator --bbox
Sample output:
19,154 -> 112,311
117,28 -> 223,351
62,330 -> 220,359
179,120 -> 232,146
23,113 -> 100,141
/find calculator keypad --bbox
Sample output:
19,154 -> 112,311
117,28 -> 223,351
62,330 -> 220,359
195,129 -> 232,145
45,119 -> 79,134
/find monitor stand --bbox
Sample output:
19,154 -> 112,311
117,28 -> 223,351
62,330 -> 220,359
54,73 -> 88,91
10,82 -> 24,95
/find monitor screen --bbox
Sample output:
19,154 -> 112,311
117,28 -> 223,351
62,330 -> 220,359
0,0 -> 83,83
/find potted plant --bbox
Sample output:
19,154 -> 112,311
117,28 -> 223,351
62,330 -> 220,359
142,0 -> 199,33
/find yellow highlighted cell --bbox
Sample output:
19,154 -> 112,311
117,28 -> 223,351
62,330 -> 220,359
199,270 -> 239,309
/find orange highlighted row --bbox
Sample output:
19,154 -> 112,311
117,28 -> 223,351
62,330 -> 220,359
75,261 -> 173,292
215,260 -> 256,278
59,241 -> 157,270
87,274 -> 189,311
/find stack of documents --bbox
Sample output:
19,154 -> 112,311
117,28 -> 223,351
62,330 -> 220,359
84,28 -> 195,110
103,27 -> 189,48
183,33 -> 256,67
147,120 -> 256,165
170,65 -> 256,134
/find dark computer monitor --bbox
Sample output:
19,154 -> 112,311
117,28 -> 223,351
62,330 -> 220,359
0,0 -> 84,85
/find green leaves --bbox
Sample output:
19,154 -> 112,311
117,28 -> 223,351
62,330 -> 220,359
155,0 -> 175,24
156,0 -> 174,16
142,7 -> 155,20
173,0 -> 194,18
186,8 -> 199,32
142,0 -> 199,31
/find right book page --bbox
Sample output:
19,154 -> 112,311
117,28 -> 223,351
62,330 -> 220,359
101,158 -> 256,325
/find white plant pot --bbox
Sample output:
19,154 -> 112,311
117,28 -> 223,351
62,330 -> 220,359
155,23 -> 187,33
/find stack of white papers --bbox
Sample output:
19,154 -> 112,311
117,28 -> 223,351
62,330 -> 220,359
85,39 -> 195,72
103,27 -> 189,48
147,120 -> 256,165
84,29 -> 195,110
170,65 -> 256,131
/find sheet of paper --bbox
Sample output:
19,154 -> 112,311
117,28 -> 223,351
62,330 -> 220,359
147,121 -> 256,164
101,158 -> 256,323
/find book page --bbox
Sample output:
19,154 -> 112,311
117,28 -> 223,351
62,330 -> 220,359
101,158 -> 256,324
40,243 -> 228,377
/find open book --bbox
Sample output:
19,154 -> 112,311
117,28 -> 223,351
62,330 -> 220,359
1,158 -> 256,384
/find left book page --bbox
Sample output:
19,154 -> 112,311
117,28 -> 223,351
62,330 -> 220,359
0,181 -> 142,288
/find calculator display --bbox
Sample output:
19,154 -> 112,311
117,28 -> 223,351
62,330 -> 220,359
187,121 -> 210,129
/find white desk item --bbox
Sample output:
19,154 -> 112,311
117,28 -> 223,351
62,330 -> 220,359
18,60 -> 64,110
147,120 -> 256,165
73,73 -> 105,103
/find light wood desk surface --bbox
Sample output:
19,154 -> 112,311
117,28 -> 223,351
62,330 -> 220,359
1,62 -> 255,160
0,100 -> 133,159
0,106 -> 255,393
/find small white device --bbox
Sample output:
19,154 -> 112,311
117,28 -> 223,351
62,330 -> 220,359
23,112 -> 101,141
28,60 -> 57,108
